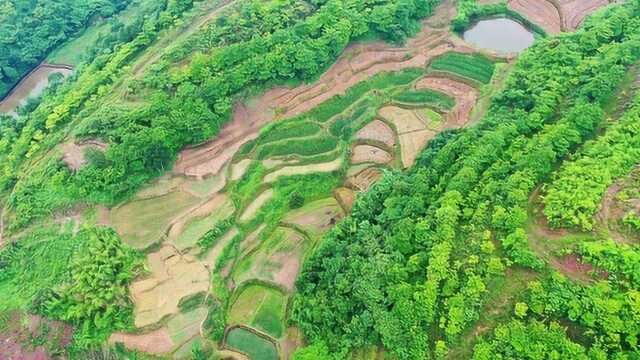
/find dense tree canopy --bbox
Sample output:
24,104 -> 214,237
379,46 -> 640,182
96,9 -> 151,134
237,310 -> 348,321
0,0 -> 130,97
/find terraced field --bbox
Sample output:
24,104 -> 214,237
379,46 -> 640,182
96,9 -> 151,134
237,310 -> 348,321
97,0 -> 615,358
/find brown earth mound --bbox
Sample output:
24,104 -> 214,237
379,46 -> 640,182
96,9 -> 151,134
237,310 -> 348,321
351,145 -> 393,165
355,119 -> 396,148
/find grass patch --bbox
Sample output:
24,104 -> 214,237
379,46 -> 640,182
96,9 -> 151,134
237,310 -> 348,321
0,226 -> 77,311
260,121 -> 321,144
430,52 -> 495,84
226,327 -> 278,360
422,107 -> 444,126
111,190 -> 199,249
256,136 -> 339,160
393,89 -> 455,110
306,68 -> 424,122
228,285 -> 286,338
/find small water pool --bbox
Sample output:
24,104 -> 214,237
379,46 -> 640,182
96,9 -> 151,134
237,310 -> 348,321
463,18 -> 535,54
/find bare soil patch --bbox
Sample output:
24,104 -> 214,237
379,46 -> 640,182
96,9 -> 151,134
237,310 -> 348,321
111,190 -> 200,249
233,227 -> 307,292
556,0 -> 610,31
283,198 -> 343,237
129,245 -> 210,327
239,189 -> 274,223
173,102 -> 272,179
355,119 -> 396,148
351,145 -> 393,165
379,106 -> 428,133
264,157 -> 343,183
0,313 -> 72,360
508,0 -> 562,34
168,194 -> 234,251
346,167 -> 384,192
240,224 -> 267,256
61,140 -> 107,171
334,187 -> 357,213
399,130 -> 436,168
415,76 -> 479,127
231,159 -> 253,181
109,328 -> 175,355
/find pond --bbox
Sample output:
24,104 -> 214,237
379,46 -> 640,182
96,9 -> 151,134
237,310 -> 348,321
0,64 -> 73,115
463,17 -> 535,54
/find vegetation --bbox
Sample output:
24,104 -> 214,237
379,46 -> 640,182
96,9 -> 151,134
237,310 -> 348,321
225,327 -> 278,360
292,3 -> 640,359
452,0 -> 545,36
0,0 -> 129,97
393,89 -> 455,110
430,52 -> 496,84
2,0 -> 638,358
543,97 -> 640,230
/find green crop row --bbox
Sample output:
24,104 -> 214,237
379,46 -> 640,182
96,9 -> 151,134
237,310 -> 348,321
430,52 -> 495,84
393,89 -> 455,110
256,136 -> 339,160
259,121 -> 322,144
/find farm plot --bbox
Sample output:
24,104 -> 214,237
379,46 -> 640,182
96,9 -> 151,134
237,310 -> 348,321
129,245 -> 209,327
111,190 -> 200,249
352,145 -> 393,165
228,285 -> 287,338
354,119 -> 396,148
379,106 -> 434,168
239,189 -> 274,223
233,227 -> 309,291
392,89 -> 455,110
167,194 -> 234,251
283,198 -> 344,238
263,157 -> 343,183
415,76 -> 479,126
226,327 -> 279,360
346,166 -> 384,192
429,52 -> 496,84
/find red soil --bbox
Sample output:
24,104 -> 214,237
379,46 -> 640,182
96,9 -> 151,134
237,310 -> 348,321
0,313 -> 73,360
555,0 -> 610,31
508,0 -> 562,35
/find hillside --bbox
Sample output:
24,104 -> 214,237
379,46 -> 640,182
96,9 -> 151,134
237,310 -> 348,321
1,0 -> 638,359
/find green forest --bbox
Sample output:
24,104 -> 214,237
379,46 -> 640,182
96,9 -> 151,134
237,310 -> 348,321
0,0 -> 639,359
